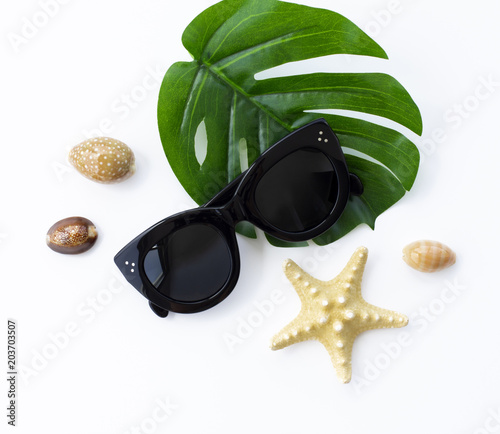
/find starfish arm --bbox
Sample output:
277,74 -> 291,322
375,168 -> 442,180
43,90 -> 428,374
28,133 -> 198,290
282,259 -> 324,303
353,301 -> 409,334
320,337 -> 354,384
333,247 -> 368,290
270,312 -> 316,350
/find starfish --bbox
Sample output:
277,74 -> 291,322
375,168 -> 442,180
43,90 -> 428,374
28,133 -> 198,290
270,247 -> 408,383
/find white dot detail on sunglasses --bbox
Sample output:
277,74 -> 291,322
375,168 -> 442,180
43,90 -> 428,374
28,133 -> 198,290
124,260 -> 135,273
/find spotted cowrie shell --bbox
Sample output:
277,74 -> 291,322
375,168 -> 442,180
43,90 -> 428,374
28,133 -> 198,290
69,137 -> 135,183
46,217 -> 97,254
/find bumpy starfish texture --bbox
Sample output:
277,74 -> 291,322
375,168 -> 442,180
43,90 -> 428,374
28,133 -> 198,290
271,247 -> 408,383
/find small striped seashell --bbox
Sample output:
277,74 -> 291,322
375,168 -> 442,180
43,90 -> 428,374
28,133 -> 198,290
402,240 -> 456,273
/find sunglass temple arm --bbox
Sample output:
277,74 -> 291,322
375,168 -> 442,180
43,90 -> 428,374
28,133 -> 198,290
349,173 -> 364,196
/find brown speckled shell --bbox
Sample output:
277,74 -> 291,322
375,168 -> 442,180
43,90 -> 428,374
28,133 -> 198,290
46,217 -> 97,254
402,240 -> 456,273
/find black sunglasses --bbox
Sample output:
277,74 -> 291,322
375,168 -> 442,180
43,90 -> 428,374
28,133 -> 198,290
114,119 -> 363,318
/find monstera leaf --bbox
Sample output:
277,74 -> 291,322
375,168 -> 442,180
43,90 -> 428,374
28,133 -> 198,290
158,0 -> 422,247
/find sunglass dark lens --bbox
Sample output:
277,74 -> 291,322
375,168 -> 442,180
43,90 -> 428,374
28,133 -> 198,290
254,148 -> 338,232
144,224 -> 232,302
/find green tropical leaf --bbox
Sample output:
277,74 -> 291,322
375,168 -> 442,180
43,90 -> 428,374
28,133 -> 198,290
157,0 -> 422,246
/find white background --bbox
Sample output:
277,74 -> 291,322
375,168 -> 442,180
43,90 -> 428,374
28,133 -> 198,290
2,0 -> 500,433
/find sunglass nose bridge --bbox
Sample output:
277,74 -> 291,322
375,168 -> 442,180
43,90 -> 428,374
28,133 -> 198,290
217,195 -> 247,225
